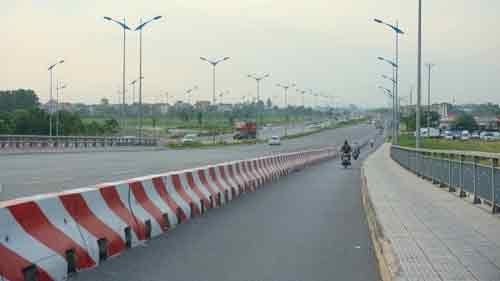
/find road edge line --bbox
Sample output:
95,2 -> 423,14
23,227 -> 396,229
361,165 -> 400,281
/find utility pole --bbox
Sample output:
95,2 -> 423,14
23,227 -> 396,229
426,63 -> 435,136
416,0 -> 423,148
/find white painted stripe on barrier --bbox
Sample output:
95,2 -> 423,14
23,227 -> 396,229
80,189 -> 136,244
36,197 -> 99,265
0,208 -> 66,281
223,165 -> 240,195
178,173 -> 202,211
141,179 -> 178,227
114,183 -> 163,238
213,166 -> 232,200
191,170 -> 212,200
163,175 -> 191,218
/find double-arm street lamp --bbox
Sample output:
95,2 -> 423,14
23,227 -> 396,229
200,57 -> 230,106
379,86 -> 395,140
48,59 -> 65,137
374,18 -> 404,144
186,86 -> 198,105
248,73 -> 270,128
378,56 -> 398,143
135,16 -> 162,138
55,82 -> 67,137
103,17 -> 131,130
276,83 -> 296,136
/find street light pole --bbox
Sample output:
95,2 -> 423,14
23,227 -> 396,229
200,57 -> 230,105
374,18 -> 404,144
103,16 -> 131,132
416,0 -> 423,148
134,16 -> 162,139
47,59 -> 64,137
56,81 -> 67,137
426,63 -> 435,136
379,86 -> 394,140
248,74 -> 270,131
378,56 -> 398,143
276,83 -> 296,136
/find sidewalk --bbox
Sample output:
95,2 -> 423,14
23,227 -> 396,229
363,144 -> 500,281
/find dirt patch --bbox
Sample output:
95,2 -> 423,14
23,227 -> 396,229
361,167 -> 400,281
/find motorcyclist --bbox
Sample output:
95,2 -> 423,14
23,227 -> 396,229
370,138 -> 375,148
341,140 -> 352,154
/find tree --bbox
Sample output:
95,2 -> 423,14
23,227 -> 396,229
11,108 -> 50,135
196,111 -> 203,127
103,118 -> 120,134
100,98 -> 109,105
452,113 -> 477,131
0,89 -> 39,112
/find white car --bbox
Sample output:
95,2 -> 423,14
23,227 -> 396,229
268,136 -> 281,145
460,130 -> 470,140
181,134 -> 197,144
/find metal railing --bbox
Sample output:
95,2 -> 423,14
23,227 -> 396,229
0,135 -> 158,152
391,145 -> 500,213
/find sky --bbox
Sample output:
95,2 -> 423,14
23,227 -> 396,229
2,0 -> 500,108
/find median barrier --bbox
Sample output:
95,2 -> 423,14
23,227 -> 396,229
0,147 -> 337,281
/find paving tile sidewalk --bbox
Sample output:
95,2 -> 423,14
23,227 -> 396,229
364,144 -> 500,281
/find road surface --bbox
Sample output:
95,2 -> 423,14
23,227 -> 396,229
0,124 -> 377,201
73,134 -> 381,281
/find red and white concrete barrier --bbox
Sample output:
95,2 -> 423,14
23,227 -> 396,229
0,147 -> 337,281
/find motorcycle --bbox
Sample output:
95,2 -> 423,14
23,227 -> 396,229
352,149 -> 360,160
341,153 -> 351,168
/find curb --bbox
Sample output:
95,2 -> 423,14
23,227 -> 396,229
361,165 -> 400,281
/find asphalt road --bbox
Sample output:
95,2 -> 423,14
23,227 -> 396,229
0,124 -> 378,201
72,134 -> 381,281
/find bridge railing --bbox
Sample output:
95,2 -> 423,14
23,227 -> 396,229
0,134 -> 158,151
390,145 -> 500,213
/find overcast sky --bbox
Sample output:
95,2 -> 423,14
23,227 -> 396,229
2,0 -> 499,108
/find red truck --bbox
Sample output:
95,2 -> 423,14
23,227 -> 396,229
233,121 -> 257,140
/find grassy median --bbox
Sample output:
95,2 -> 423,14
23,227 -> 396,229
398,134 -> 500,153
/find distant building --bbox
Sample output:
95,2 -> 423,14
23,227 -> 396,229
474,114 -> 500,130
195,100 -> 211,111
217,103 -> 233,112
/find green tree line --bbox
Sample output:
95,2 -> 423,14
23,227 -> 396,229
0,90 -> 119,135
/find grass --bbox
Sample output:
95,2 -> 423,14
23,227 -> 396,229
398,134 -> 500,153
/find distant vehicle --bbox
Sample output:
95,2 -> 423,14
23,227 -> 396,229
460,130 -> 470,140
415,128 -> 440,138
480,131 -> 499,141
444,131 -> 455,140
471,131 -> 480,139
181,133 -> 197,144
268,136 -> 281,146
233,121 -> 257,140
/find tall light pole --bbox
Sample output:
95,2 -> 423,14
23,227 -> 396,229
382,74 -> 397,141
276,83 -> 295,136
48,59 -> 64,136
103,17 -> 131,132
426,63 -> 435,135
378,57 -> 398,143
200,57 -> 230,105
374,18 -> 404,143
379,86 -> 394,141
416,0 -> 423,148
135,16 -> 162,139
186,86 -> 198,105
55,81 -> 67,137
248,73 -> 270,130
